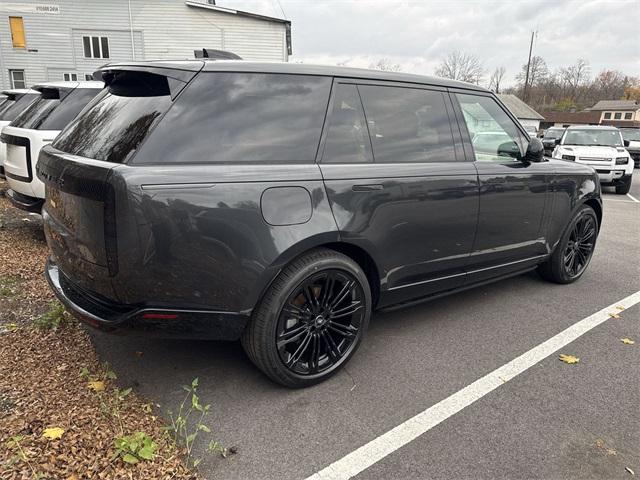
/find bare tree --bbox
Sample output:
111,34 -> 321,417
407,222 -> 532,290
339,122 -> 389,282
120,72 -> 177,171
488,66 -> 506,93
434,51 -> 484,85
515,56 -> 549,89
369,58 -> 401,72
559,59 -> 591,92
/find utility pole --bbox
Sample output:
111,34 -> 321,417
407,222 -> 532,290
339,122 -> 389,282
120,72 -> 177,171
523,31 -> 535,102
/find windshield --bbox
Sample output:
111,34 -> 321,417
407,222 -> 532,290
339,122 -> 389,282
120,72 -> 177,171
621,129 -> 640,141
544,129 -> 564,139
562,129 -> 623,147
0,93 -> 39,121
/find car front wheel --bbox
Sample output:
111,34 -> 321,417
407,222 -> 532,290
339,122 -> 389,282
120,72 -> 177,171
538,204 -> 598,284
615,175 -> 632,195
242,248 -> 372,388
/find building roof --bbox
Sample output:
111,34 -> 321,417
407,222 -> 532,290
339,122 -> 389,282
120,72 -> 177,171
497,94 -> 544,120
98,60 -> 491,92
565,125 -> 620,130
185,1 -> 290,25
589,100 -> 639,111
540,110 -> 601,124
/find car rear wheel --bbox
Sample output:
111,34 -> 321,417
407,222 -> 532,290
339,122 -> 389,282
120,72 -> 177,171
242,248 -> 372,388
615,176 -> 632,195
538,205 -> 598,284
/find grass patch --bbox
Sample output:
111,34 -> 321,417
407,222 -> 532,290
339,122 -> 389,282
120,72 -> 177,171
35,301 -> 73,331
0,275 -> 20,297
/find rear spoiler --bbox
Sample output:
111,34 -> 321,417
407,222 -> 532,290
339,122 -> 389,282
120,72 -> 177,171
93,62 -> 204,99
194,48 -> 242,60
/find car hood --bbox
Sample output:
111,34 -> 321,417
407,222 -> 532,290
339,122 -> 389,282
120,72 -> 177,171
626,140 -> 640,151
558,145 -> 627,157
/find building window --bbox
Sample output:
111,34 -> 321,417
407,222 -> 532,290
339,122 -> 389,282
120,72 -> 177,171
604,112 -> 611,119
614,112 -> 622,119
85,74 -> 93,81
63,73 -> 78,81
624,112 -> 633,120
9,17 -> 26,48
82,36 -> 110,59
9,70 -> 26,88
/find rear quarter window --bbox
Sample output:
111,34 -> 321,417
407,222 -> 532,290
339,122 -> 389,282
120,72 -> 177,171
133,73 -> 332,165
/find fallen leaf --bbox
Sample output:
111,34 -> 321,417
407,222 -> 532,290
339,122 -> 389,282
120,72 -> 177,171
67,475 -> 79,480
609,313 -> 620,319
88,380 -> 105,392
626,467 -> 635,475
559,354 -> 579,364
42,427 -> 65,440
616,306 -> 626,311
621,338 -> 635,345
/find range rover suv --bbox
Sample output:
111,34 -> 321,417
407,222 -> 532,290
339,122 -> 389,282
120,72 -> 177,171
2,81 -> 103,211
38,61 -> 602,387
552,125 -> 633,194
0,89 -> 40,178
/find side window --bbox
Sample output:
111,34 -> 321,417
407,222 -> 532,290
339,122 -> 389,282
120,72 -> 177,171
358,85 -> 456,163
321,84 -> 372,164
456,93 -> 525,163
135,73 -> 332,165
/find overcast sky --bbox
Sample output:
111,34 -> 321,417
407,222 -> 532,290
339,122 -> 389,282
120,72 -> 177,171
222,0 -> 640,87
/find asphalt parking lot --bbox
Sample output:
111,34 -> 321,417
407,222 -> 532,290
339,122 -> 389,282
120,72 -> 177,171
91,176 -> 640,480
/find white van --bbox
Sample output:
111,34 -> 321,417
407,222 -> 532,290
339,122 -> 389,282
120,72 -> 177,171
0,89 -> 40,178
2,81 -> 103,211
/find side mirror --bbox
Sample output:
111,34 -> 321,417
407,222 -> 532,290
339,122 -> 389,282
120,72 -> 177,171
624,140 -> 630,147
524,137 -> 545,162
554,138 -> 562,145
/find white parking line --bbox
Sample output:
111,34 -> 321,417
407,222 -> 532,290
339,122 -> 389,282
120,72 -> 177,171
627,193 -> 640,203
306,290 -> 640,480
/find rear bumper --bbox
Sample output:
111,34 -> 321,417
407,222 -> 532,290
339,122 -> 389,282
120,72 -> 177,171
6,189 -> 43,213
45,259 -> 250,340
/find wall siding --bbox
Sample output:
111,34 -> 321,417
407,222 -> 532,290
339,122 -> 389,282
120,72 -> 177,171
0,0 -> 288,89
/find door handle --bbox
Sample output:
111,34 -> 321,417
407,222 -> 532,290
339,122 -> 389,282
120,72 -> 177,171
352,184 -> 384,192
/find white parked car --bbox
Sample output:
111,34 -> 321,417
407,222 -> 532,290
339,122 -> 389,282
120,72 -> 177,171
522,125 -> 538,138
2,81 -> 103,211
0,89 -> 40,178
552,125 -> 633,194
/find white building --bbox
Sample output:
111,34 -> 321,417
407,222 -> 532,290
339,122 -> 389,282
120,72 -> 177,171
497,94 -> 544,131
0,0 -> 291,89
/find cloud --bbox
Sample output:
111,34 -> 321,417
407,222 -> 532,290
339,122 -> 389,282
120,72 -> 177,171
222,0 -> 640,87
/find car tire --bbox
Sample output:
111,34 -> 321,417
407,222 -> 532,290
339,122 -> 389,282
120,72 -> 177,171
538,204 -> 598,284
241,248 -> 372,388
615,176 -> 632,195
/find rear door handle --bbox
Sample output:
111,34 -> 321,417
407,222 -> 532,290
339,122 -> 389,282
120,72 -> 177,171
352,184 -> 384,192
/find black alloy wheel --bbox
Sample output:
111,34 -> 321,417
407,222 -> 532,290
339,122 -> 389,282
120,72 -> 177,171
276,270 -> 365,376
242,248 -> 371,388
562,214 -> 596,278
538,204 -> 598,284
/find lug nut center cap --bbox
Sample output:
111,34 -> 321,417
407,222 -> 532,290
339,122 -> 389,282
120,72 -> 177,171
314,315 -> 326,328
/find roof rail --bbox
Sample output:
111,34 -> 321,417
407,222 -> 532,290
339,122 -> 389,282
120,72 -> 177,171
194,49 -> 242,60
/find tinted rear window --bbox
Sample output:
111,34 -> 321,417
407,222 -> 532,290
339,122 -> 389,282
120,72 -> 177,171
134,73 -> 332,165
53,72 -> 172,163
12,87 -> 102,130
0,93 -> 39,121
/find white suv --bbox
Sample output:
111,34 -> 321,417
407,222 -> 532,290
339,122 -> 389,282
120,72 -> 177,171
552,125 -> 633,194
2,81 -> 103,211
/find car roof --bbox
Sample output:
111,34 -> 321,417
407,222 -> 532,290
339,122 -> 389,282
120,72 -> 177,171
1,88 -> 40,95
98,59 -> 490,92
31,81 -> 104,91
565,125 -> 619,131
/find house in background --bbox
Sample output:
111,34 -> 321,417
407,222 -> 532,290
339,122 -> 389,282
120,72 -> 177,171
588,100 -> 640,128
497,93 -> 544,131
0,0 -> 291,89
539,111 -> 601,130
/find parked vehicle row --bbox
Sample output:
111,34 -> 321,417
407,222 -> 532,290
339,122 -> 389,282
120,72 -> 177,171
621,128 -> 640,169
15,60 -> 600,388
0,88 -> 41,178
551,125 -> 634,194
1,81 -> 104,211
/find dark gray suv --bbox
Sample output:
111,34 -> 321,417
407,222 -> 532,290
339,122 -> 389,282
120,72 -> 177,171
37,61 -> 602,387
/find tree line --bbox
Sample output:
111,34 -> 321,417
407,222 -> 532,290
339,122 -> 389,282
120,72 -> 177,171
368,51 -> 640,112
